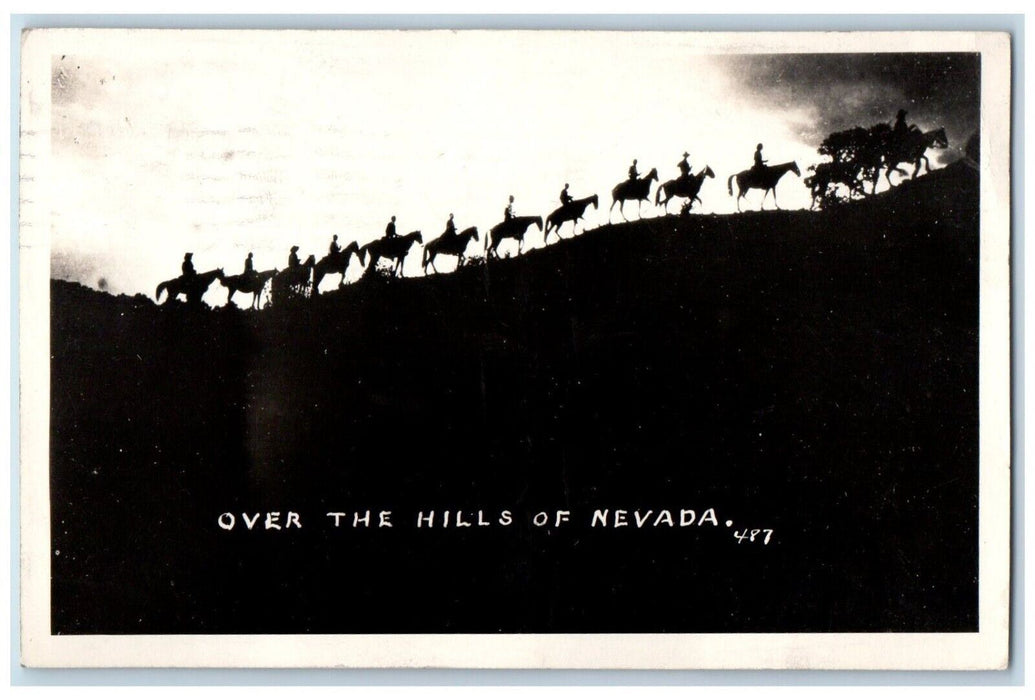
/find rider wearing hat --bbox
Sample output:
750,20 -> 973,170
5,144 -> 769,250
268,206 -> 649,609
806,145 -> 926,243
560,183 -> 573,206
893,108 -> 920,137
385,216 -> 397,239
677,151 -> 692,178
288,245 -> 300,269
893,109 -> 909,136
182,252 -> 196,278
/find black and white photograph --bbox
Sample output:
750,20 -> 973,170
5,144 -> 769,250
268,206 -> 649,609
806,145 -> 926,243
18,28 -> 1011,669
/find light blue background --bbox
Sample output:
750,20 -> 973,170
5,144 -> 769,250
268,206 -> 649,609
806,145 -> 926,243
9,13 -> 1024,686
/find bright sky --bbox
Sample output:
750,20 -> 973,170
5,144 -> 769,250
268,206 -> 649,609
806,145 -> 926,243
41,31 -> 969,303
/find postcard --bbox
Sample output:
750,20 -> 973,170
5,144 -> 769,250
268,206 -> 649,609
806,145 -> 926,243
18,28 -> 1011,669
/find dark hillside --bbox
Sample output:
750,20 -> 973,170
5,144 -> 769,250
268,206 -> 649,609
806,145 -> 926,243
50,162 -> 979,634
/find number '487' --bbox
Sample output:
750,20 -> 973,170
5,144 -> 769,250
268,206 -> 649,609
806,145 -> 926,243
733,528 -> 773,545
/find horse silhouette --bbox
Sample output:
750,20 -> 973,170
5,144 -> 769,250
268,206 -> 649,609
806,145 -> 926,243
486,215 -> 543,258
271,254 -> 316,302
544,195 -> 598,241
882,126 -> 948,185
312,241 -> 362,292
727,161 -> 801,212
655,166 -> 715,213
610,168 -> 658,221
220,268 -> 278,309
360,231 -> 423,278
155,268 -> 224,306
422,226 -> 479,274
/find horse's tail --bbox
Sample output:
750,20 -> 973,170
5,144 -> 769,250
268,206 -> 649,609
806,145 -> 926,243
421,244 -> 431,269
155,281 -> 167,301
727,174 -> 736,197
591,194 -> 599,209
655,183 -> 664,205
534,216 -> 544,231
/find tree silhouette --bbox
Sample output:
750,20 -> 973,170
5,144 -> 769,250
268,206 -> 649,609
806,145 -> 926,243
808,123 -> 889,209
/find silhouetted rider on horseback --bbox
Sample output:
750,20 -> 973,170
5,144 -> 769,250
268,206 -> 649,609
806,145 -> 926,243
504,195 -> 515,221
628,159 -> 640,182
182,253 -> 196,279
677,152 -> 692,179
288,245 -> 300,269
243,252 -> 256,278
329,234 -> 341,256
751,143 -> 767,176
443,213 -> 457,238
560,183 -> 573,206
385,216 -> 397,239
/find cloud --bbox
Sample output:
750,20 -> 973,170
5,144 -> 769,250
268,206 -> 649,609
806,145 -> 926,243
723,53 -> 980,160
51,248 -> 106,290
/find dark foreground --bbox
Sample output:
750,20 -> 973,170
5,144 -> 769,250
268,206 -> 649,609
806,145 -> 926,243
51,163 -> 979,634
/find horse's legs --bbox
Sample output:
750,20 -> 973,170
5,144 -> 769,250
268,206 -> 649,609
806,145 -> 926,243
771,188 -> 779,210
226,288 -> 235,306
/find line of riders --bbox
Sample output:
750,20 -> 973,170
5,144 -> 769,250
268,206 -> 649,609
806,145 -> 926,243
157,111 -> 945,309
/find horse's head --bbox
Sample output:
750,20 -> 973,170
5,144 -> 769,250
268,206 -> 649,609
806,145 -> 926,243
412,231 -> 423,244
790,162 -> 801,177
648,167 -> 659,181
304,255 -> 316,266
932,127 -> 949,148
703,166 -> 715,179
216,268 -> 225,279
464,226 -> 479,242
